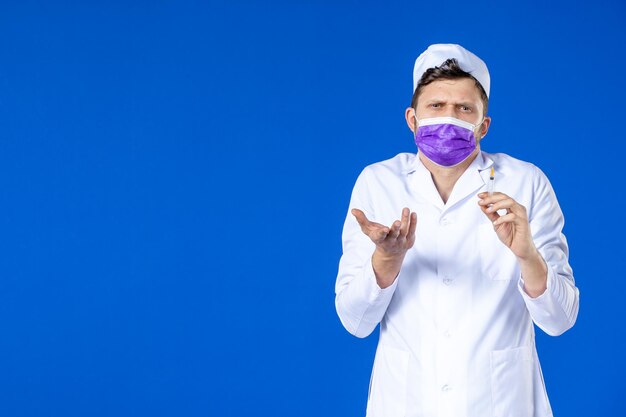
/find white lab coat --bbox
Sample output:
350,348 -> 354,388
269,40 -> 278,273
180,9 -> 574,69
335,151 -> 579,417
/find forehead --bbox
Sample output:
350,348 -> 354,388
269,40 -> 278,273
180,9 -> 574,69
418,78 -> 483,104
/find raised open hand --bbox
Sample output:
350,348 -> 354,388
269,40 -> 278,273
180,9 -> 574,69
352,207 -> 417,256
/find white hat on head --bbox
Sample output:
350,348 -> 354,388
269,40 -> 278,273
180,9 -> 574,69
413,44 -> 490,97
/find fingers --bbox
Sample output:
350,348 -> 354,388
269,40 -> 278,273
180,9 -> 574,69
477,191 -> 510,206
352,207 -> 418,248
352,208 -> 390,242
477,193 -> 529,229
492,212 -> 516,226
384,219 -> 399,240
477,192 -> 527,218
407,212 -> 418,238
478,193 -> 502,222
385,208 -> 416,242
373,227 -> 391,243
485,198 -> 516,214
399,208 -> 410,237
400,209 -> 418,240
479,203 -> 499,222
352,208 -> 385,232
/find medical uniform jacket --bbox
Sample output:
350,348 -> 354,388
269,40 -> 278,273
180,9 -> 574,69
335,151 -> 579,417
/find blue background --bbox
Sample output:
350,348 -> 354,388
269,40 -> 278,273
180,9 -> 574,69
1,0 -> 624,416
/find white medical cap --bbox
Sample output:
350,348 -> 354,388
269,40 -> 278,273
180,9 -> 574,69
413,44 -> 490,97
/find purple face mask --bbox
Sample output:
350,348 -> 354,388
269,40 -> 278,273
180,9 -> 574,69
414,116 -> 483,167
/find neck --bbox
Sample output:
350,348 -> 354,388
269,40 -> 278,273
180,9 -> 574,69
419,148 -> 480,204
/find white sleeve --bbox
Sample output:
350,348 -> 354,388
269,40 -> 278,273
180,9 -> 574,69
334,168 -> 399,338
517,166 -> 580,336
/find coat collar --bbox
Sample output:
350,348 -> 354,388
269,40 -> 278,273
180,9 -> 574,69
408,150 -> 494,212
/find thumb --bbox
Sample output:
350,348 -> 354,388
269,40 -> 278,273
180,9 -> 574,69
351,208 -> 369,227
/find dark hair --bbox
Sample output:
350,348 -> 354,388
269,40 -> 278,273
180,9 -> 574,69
410,58 -> 489,115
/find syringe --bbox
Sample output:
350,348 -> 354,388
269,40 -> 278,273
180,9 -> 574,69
488,166 -> 495,196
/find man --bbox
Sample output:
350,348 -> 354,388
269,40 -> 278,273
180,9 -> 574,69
334,44 -> 580,417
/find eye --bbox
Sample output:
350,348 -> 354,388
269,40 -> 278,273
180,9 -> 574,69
430,103 -> 442,108
459,105 -> 472,112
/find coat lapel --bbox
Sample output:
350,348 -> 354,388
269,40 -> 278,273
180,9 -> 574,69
444,151 -> 494,212
408,151 -> 494,212
409,156 -> 446,210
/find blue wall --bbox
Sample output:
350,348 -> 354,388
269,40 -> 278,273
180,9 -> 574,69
0,1 -> 624,415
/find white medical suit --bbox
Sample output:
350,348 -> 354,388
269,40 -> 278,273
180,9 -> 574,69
335,151 -> 580,417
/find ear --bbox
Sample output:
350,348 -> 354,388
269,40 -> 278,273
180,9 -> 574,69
405,107 -> 417,133
478,116 -> 492,141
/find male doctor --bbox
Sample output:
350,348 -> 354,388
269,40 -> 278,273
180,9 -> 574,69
334,44 -> 580,417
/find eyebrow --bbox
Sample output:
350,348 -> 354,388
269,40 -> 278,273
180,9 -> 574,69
423,99 -> 476,107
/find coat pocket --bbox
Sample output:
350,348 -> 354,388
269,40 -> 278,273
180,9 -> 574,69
366,344 -> 410,417
490,346 -> 533,417
478,223 -> 519,281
